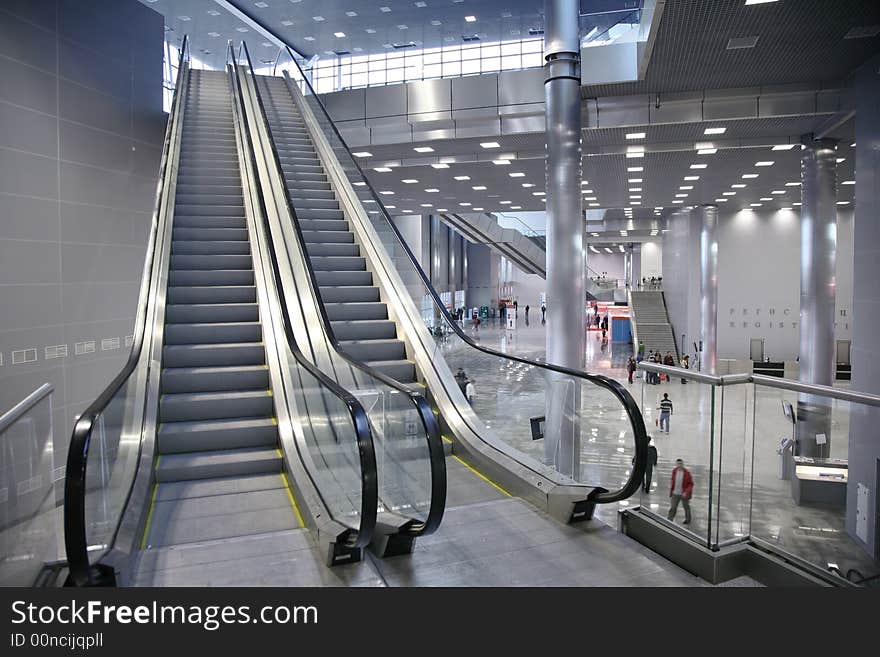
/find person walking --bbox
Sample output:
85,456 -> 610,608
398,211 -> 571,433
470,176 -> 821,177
525,305 -> 530,322
627,356 -> 637,384
541,304 -> 546,323
454,367 -> 468,394
637,341 -> 646,361
680,353 -> 690,384
465,378 -> 475,406
667,458 -> 693,524
658,392 -> 673,433
644,438 -> 658,493
513,299 -> 518,315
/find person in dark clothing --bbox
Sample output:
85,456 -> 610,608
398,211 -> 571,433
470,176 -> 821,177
513,300 -> 518,315
634,438 -> 659,493
541,304 -> 546,323
525,305 -> 530,321
627,356 -> 637,384
454,368 -> 468,394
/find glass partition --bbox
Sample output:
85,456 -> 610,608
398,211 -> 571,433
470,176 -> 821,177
0,385 -> 58,586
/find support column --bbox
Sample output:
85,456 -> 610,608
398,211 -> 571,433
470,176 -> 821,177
699,205 -> 719,374
796,138 -> 838,458
543,0 -> 584,477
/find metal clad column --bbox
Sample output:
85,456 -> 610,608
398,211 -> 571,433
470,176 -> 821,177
796,138 -> 838,457
699,205 -> 719,374
543,0 -> 584,477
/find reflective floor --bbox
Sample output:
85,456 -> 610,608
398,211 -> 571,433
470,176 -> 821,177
443,318 -> 878,579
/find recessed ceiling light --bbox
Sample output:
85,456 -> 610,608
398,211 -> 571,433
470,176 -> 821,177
353,151 -> 372,157
589,203 -> 600,207
425,188 -> 439,192
680,186 -> 693,190
628,188 -> 641,192
303,36 -> 315,41
178,16 -> 191,21
750,203 -> 763,207
354,182 -> 366,187
431,163 -> 449,169
760,197 -> 773,201
745,0 -> 778,5
402,179 -> 418,184
522,183 -> 535,188
313,16 -> 325,22
629,195 -> 642,199
836,157 -> 846,163
727,36 -> 759,50
742,173 -> 759,178
690,164 -> 708,169
401,209 -> 413,213
842,180 -> 855,185
723,192 -> 736,196
346,11 -> 358,17
365,28 -> 376,34
431,20 -> 441,26
704,127 -> 726,135
629,201 -> 641,205
397,24 -> 408,30
772,190 -> 786,194
511,206 -> 522,210
672,200 -> 684,204
334,31 -> 346,38
472,185 -> 486,190
380,7 -> 391,13
626,132 -> 646,140
628,178 -> 643,183
793,202 -> 802,206
785,182 -> 801,186
207,9 -> 221,16
584,196 -> 597,201
236,27 -> 249,32
254,1 -> 269,6
493,159 -> 510,165
675,194 -> 688,198
415,1 -> 427,7
627,166 -> 644,172
465,15 -> 477,22
715,198 -> 728,202
755,161 -> 774,167
374,167 -> 392,172
380,191 -> 394,195
684,176 -> 700,181
732,184 -> 747,188
837,201 -> 850,205
385,205 -> 396,209
459,202 -> 471,206
208,32 -> 221,37
533,192 -> 545,196
437,208 -> 448,211
473,207 -> 485,211
509,172 -> 525,178
626,153 -> 645,159
420,203 -> 433,207
480,141 -> 500,149
698,148 -> 717,155
500,200 -> 511,204
413,146 -> 434,153
454,175 -> 470,181
772,144 -> 795,150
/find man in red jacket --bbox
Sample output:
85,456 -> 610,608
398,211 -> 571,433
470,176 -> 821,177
667,458 -> 693,524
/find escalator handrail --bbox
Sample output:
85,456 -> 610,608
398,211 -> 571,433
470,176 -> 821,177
239,42 -> 444,538
226,42 -> 378,549
276,45 -> 647,505
64,37 -> 191,586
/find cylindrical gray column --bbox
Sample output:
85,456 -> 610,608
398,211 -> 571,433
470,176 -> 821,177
796,138 -> 838,458
699,205 -> 719,374
543,0 -> 584,477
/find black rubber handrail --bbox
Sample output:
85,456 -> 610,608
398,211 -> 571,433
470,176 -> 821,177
240,42 -> 445,538
64,37 -> 190,586
226,42 -> 378,549
276,45 -> 647,504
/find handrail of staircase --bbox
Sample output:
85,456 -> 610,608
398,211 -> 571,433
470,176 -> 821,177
227,41 -> 378,551
272,45 -> 648,506
239,42 -> 444,538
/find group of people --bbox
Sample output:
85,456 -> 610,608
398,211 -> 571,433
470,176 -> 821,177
633,440 -> 693,525
453,368 -> 476,405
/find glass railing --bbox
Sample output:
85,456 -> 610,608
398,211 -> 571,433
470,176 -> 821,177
637,361 -> 880,586
0,384 -> 58,586
63,36 -> 192,587
235,43 -> 444,538
272,46 -> 649,511
226,43 -> 379,553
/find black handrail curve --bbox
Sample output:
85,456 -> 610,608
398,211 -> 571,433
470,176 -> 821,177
239,42 -> 445,537
275,45 -> 647,504
64,37 -> 191,586
225,42 -> 378,549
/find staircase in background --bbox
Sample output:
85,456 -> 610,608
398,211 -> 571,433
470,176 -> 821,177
629,291 -> 678,361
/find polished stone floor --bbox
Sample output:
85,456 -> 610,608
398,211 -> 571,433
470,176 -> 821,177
441,318 -> 878,579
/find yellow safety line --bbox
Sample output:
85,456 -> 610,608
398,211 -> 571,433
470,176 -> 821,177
277,449 -> 306,527
140,457 -> 161,550
451,454 -> 511,497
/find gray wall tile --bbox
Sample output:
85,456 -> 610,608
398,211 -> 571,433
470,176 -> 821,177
60,242 -> 143,284
59,79 -> 129,136
0,2 -> 57,32
0,239 -> 60,285
60,120 -> 133,172
59,39 -> 131,102
0,148 -> 58,199
0,285 -> 63,332
0,10 -> 57,73
0,193 -> 58,241
0,101 -> 58,157
0,56 -> 57,115
60,202 -> 134,245
61,282 -> 139,324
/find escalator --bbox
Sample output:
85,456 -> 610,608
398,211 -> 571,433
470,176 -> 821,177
63,39 -> 381,586
256,47 -> 650,525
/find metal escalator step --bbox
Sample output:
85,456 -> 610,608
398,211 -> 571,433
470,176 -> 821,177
175,194 -> 243,206
155,447 -> 281,483
161,365 -> 269,393
174,204 -> 245,217
171,240 -> 250,256
170,254 -> 253,270
167,285 -> 256,304
164,321 -> 262,345
309,255 -> 366,271
319,285 -> 379,303
168,269 -> 254,286
173,216 -> 246,229
305,242 -> 360,257
297,219 -> 348,232
314,270 -> 372,286
324,301 -> 387,321
300,229 -> 352,244
165,303 -> 259,324
339,339 -> 406,361
162,342 -> 266,367
294,207 -> 344,220
158,417 -> 277,454
172,227 -> 248,242
330,320 -> 397,340
363,359 -> 416,383
159,389 -> 273,423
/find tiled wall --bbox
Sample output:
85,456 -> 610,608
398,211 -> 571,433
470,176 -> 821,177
0,0 -> 164,492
